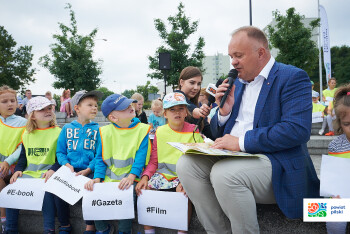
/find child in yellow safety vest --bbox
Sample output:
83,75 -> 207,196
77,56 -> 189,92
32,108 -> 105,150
85,93 -> 151,234
324,84 -> 350,234
0,85 -> 27,233
135,92 -> 204,234
6,97 -> 71,234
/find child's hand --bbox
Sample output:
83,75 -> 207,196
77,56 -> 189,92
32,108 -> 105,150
65,163 -> 74,172
43,169 -> 55,183
0,161 -> 10,176
76,168 -> 92,177
119,174 -> 136,190
10,171 -> 23,184
176,183 -> 188,197
135,175 -> 149,196
85,178 -> 101,191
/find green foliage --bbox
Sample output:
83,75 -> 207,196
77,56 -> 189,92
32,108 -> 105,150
0,26 -> 36,91
267,8 -> 319,78
53,94 -> 61,112
122,89 -> 136,99
136,81 -> 159,102
147,2 -> 205,89
330,46 -> 350,86
39,3 -> 102,95
96,86 -> 114,108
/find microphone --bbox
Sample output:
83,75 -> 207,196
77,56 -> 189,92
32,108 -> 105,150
219,69 -> 238,108
193,79 -> 223,133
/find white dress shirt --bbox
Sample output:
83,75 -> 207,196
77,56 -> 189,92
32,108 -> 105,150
218,56 -> 275,151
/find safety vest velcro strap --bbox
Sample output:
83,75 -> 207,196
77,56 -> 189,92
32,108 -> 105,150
0,153 -> 7,162
105,157 -> 134,168
26,164 -> 52,171
158,163 -> 176,172
105,168 -> 129,181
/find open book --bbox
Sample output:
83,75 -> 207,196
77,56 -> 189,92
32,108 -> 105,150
167,142 -> 262,157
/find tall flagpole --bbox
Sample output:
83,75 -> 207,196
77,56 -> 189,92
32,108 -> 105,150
318,0 -> 323,100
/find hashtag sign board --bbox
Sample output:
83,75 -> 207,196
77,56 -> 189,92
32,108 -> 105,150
82,182 -> 134,220
0,178 -> 45,211
137,190 -> 188,231
43,165 -> 91,205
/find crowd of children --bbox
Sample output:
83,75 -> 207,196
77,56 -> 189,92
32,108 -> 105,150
1,77 -> 349,233
0,84 -> 200,234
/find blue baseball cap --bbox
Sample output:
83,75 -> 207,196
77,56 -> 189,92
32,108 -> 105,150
101,94 -> 137,117
163,92 -> 189,109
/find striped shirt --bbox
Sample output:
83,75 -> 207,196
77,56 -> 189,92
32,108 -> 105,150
328,134 -> 350,153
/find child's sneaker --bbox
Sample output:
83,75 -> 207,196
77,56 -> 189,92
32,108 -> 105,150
325,131 -> 335,136
0,221 -> 5,234
96,225 -> 114,234
59,225 -> 72,234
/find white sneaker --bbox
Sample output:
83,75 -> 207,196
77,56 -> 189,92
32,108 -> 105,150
319,129 -> 324,135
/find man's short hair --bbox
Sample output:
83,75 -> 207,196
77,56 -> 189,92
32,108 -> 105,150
25,89 -> 31,93
231,26 -> 269,50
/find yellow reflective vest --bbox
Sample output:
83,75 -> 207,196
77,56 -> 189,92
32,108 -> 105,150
329,151 -> 350,158
323,88 -> 337,99
22,126 -> 61,178
0,119 -> 25,163
312,103 -> 326,113
100,123 -> 151,182
156,124 -> 204,181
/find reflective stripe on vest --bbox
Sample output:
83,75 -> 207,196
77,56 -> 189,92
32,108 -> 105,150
329,151 -> 350,158
0,119 -> 25,162
100,123 -> 151,182
22,127 -> 61,178
156,124 -> 204,180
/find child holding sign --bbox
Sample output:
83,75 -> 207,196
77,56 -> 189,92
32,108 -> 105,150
6,97 -> 70,234
0,85 -> 27,232
85,93 -> 151,234
135,92 -> 204,234
56,90 -> 102,234
325,84 -> 350,234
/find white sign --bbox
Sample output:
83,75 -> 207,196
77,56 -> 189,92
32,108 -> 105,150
320,155 -> 350,198
0,178 -> 45,211
312,112 -> 323,123
137,190 -> 188,231
304,198 -> 350,221
82,183 -> 134,220
44,166 -> 90,205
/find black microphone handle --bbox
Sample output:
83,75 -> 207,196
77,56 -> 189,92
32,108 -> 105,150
194,100 -> 213,133
219,77 -> 234,108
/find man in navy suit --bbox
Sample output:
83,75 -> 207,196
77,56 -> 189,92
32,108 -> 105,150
177,26 -> 320,233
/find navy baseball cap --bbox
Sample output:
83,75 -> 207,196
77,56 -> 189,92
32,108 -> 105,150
101,94 -> 137,117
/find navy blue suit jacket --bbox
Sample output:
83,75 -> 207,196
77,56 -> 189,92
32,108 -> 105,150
211,62 -> 320,219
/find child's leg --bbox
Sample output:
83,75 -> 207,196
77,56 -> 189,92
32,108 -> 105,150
42,192 -> 56,232
94,220 -> 109,232
319,118 -> 327,134
5,208 -> 19,233
118,219 -> 133,234
176,186 -> 191,233
327,114 -> 335,132
326,222 -> 347,234
0,178 -> 6,222
54,195 -> 71,227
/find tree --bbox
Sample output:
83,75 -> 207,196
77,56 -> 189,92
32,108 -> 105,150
96,86 -> 114,108
147,2 -> 205,89
0,26 -> 36,91
330,45 -> 350,86
267,8 -> 319,78
39,3 -> 102,95
122,89 -> 136,99
136,81 -> 159,102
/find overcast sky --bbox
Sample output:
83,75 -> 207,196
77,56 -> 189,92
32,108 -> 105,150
1,0 -> 349,95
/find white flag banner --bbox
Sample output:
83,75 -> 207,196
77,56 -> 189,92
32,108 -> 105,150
312,112 -> 323,123
320,155 -> 350,198
137,190 -> 188,231
320,5 -> 332,82
44,166 -> 90,205
82,183 -> 134,220
0,178 -> 45,211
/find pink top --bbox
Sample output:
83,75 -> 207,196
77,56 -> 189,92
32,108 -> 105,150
142,122 -> 198,179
